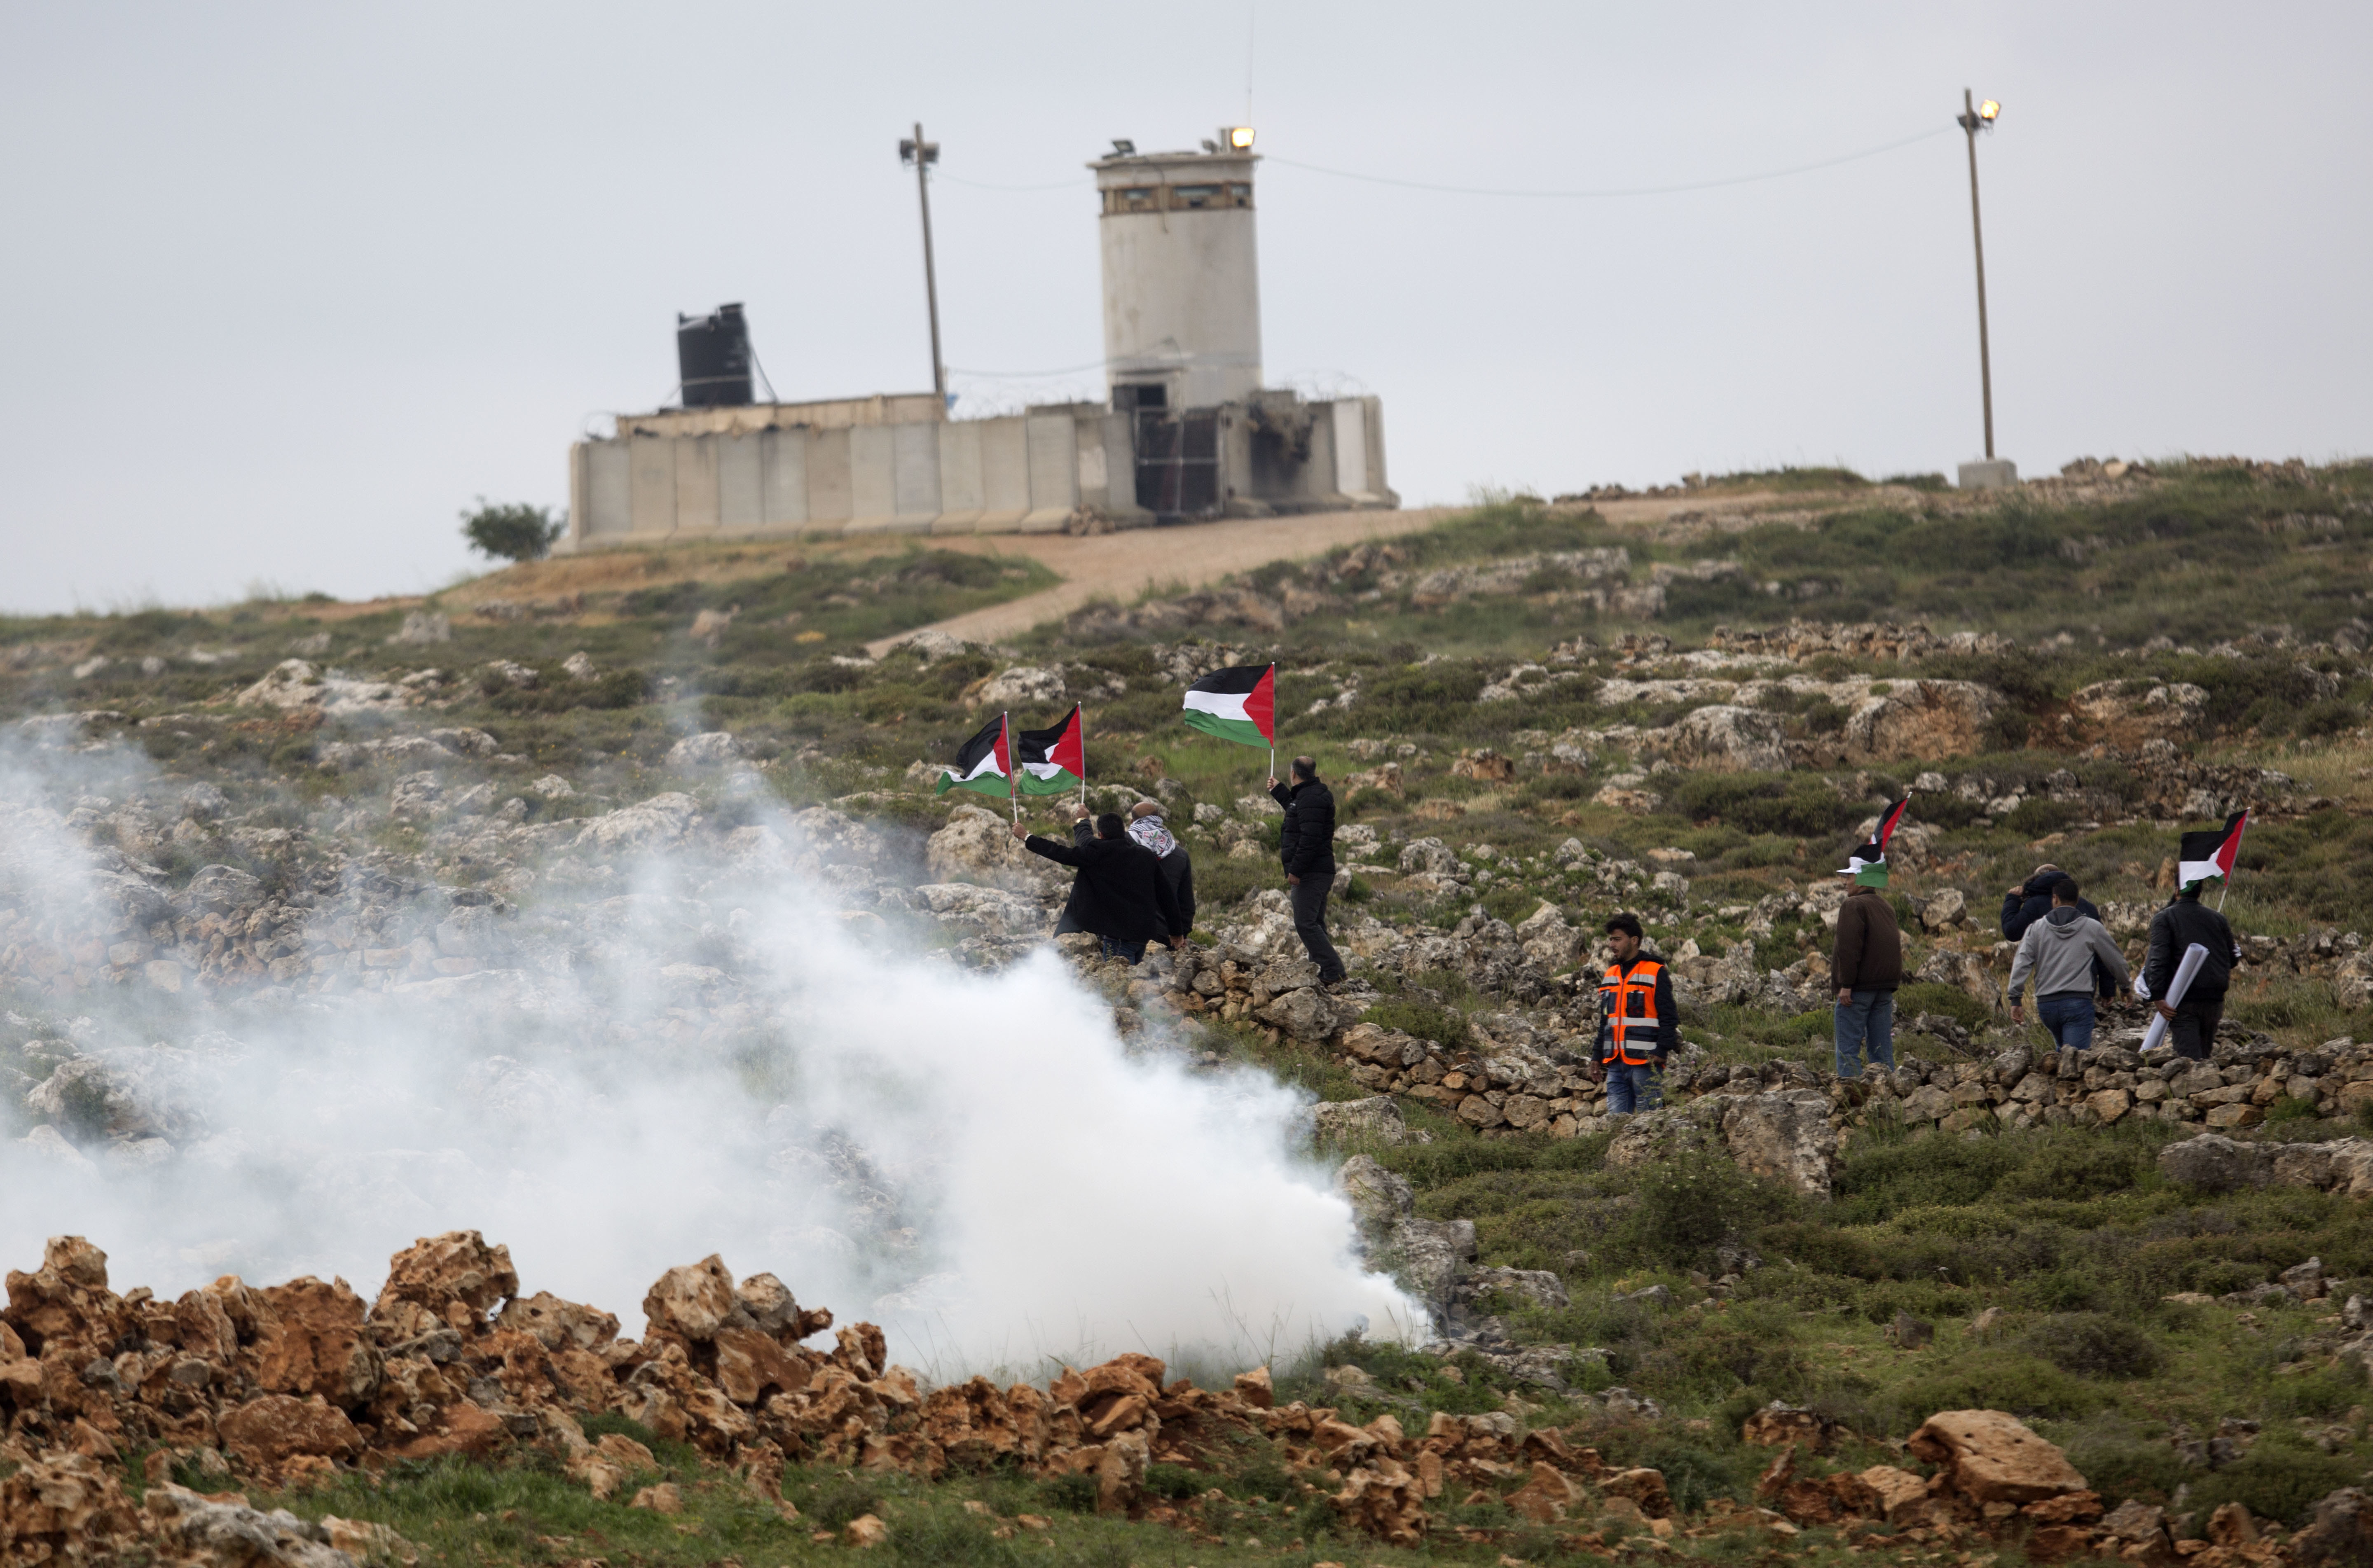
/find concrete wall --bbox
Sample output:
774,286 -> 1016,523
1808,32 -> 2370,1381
565,404 -> 1147,549
1093,149 -> 1262,409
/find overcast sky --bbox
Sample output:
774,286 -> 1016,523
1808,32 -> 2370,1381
2,2 -> 2367,614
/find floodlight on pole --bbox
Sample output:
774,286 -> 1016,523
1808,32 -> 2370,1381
1224,125 -> 1257,150
1956,88 -> 2001,461
899,122 -> 947,407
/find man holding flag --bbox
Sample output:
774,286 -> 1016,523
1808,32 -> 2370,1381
2142,811 -> 2247,1061
1270,757 -> 1346,988
1831,800 -> 1908,1081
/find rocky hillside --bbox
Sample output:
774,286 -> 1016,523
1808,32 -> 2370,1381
7,455 -> 2373,1564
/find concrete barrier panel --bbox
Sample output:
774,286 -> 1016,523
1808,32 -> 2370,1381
892,421 -> 943,530
1023,414 -> 1077,530
587,442 -> 633,537
673,435 -> 721,533
718,434 -> 764,530
845,424 -> 899,533
761,428 -> 807,527
933,421 -> 985,533
978,416 -> 1030,531
807,428 -> 852,526
629,438 -> 676,535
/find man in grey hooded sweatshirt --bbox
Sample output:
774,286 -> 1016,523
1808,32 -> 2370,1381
2006,876 -> 2130,1049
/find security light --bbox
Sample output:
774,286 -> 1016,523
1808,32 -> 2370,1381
1224,125 -> 1257,150
1978,100 -> 2001,122
1110,138 -> 1136,157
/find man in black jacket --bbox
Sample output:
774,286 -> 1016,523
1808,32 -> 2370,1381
1126,800 -> 1196,940
2143,881 -> 2243,1061
1269,757 -> 1346,986
2003,862 -> 2117,997
1010,811 -> 1182,963
2001,863 -> 2101,939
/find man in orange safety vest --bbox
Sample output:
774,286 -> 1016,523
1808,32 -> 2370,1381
1588,912 -> 1678,1117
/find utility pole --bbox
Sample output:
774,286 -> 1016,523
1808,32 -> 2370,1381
899,123 -> 946,407
1956,89 -> 2001,460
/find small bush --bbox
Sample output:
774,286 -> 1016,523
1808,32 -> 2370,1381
1042,1472 -> 1099,1513
1141,1463 -> 1203,1501
1620,1150 -> 1797,1269
460,499 -> 563,562
2020,1312 -> 2164,1379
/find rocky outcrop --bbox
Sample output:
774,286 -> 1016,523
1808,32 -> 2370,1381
1337,1156 -> 1478,1323
1605,1091 -> 1837,1197
2159,1133 -> 2373,1196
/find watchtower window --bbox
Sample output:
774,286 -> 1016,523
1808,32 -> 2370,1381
1104,186 -> 1162,214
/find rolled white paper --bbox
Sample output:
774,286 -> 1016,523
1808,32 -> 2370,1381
2140,942 -> 2210,1054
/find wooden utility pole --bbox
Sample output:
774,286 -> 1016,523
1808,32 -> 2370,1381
901,123 -> 946,407
1956,89 -> 1996,460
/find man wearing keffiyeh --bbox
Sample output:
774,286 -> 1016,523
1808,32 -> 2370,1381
1128,801 -> 1196,941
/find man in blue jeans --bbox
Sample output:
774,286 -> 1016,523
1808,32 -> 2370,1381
2007,876 -> 2129,1049
1831,844 -> 1904,1079
1589,914 -> 1676,1115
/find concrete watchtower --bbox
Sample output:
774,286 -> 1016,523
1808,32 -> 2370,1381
1090,141 -> 1263,412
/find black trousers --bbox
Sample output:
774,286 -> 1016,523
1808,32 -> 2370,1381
1291,871 -> 1346,982
2169,995 -> 2223,1061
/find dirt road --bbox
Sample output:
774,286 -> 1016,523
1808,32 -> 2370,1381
860,507 -> 1456,656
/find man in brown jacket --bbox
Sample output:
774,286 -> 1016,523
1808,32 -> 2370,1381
1831,837 -> 1904,1079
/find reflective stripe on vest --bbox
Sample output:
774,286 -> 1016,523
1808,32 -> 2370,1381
1599,958 -> 1664,1065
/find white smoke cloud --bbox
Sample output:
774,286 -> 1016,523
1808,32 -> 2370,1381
0,730 -> 1424,1377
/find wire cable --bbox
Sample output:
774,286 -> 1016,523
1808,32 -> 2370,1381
1261,124 -> 1954,198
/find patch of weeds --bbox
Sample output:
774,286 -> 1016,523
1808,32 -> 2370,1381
894,1511 -> 1021,1568
1363,998 -> 1470,1050
796,1474 -> 887,1529
2185,1438 -> 2365,1527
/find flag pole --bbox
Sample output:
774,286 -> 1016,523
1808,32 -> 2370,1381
1005,712 -> 1019,826
1079,705 -> 1088,811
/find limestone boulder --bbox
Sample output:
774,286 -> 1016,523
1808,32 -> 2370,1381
1257,986 -> 1339,1042
0,1451 -> 142,1562
252,1275 -> 381,1409
371,1230 -> 519,1339
217,1392 -> 368,1470
1718,1089 -> 1838,1197
1312,1096 -> 1418,1146
1907,1409 -> 2087,1504
143,1484 -> 362,1567
643,1255 -> 750,1344
665,731 -> 742,767
925,806 -> 1066,895
575,792 -> 700,853
976,666 -> 1067,706
498,1290 -> 622,1352
1654,706 -> 1790,772
1840,681 -> 1997,763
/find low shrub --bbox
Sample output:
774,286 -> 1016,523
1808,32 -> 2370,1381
1885,1350 -> 2103,1426
2021,1312 -> 2165,1379
1618,1150 -> 1797,1270
1894,981 -> 1991,1029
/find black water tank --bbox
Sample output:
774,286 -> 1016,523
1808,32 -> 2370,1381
676,303 -> 753,407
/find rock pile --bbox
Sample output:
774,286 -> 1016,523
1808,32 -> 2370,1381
0,1231 -> 1680,1553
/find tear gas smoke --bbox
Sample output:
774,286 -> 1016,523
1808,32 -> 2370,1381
0,734 -> 1425,1373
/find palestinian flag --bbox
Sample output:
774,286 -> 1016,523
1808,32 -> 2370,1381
1016,705 -> 1086,797
934,713 -> 1011,798
1838,796 -> 1911,875
2178,810 -> 2248,889
1181,664 -> 1275,748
